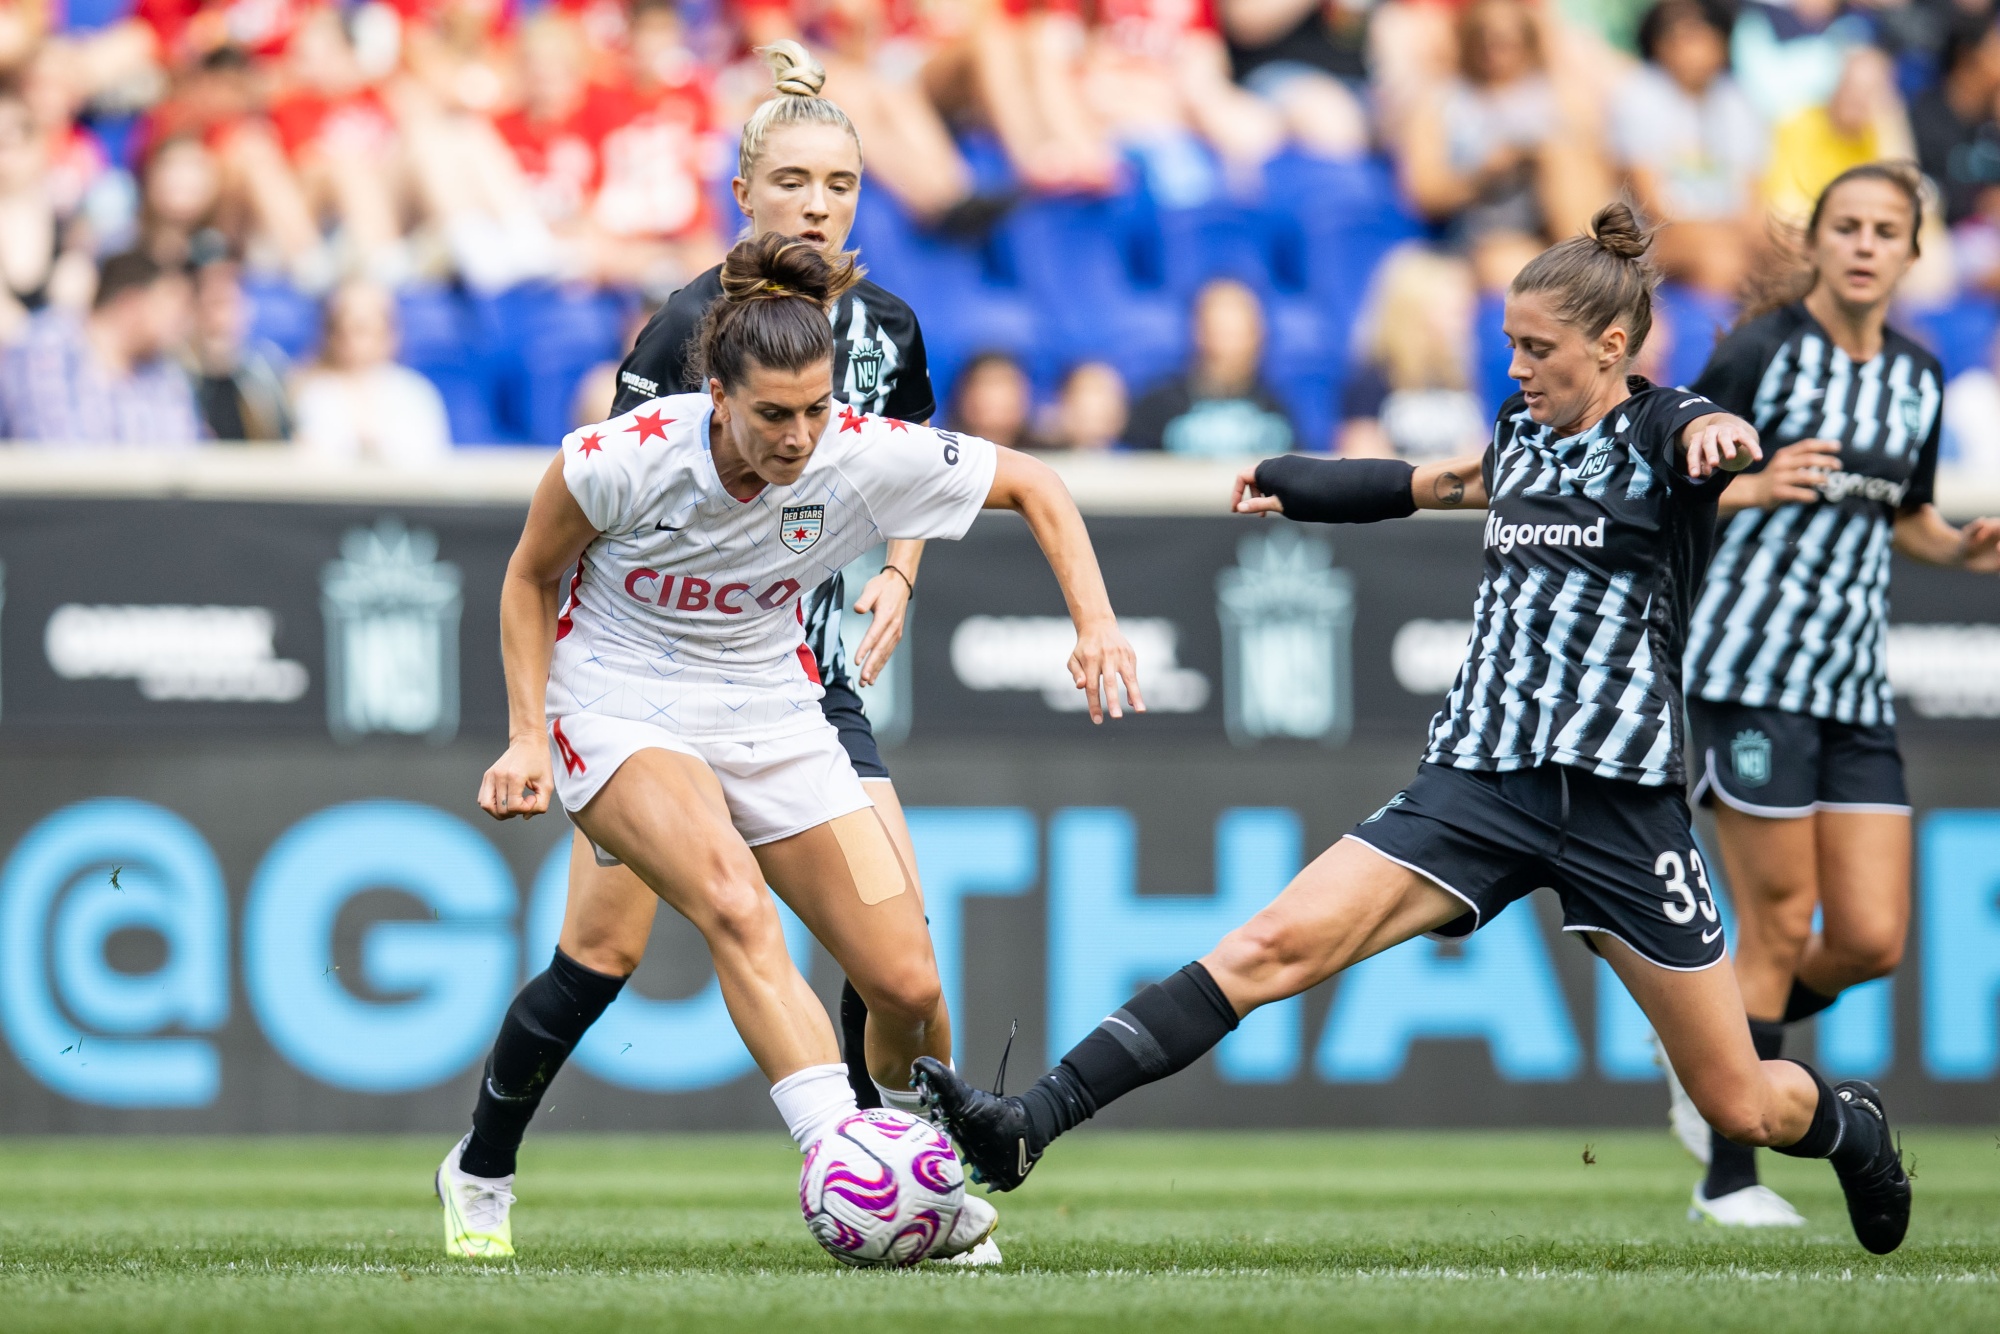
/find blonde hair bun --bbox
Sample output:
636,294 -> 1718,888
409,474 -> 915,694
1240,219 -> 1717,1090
762,40 -> 827,98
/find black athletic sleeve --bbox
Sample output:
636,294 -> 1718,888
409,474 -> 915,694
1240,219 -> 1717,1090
609,272 -> 716,415
1254,455 -> 1416,523
1904,365 -> 1944,514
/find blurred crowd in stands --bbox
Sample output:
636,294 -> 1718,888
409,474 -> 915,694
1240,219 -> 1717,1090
3,0 -> 2000,471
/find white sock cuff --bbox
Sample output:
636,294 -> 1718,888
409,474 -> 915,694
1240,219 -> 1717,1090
872,1080 -> 926,1114
770,1063 -> 859,1151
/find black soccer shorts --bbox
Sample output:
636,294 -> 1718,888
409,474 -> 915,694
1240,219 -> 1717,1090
1347,761 -> 1727,972
818,681 -> 890,780
1687,698 -> 1908,819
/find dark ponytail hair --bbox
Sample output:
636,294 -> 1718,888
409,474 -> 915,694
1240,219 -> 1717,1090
1509,201 -> 1658,360
696,231 -> 864,392
1736,161 -> 1925,326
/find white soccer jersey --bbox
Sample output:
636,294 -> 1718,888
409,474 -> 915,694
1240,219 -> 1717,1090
547,392 -> 997,739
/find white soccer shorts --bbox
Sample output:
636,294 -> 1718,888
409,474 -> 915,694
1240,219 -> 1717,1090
547,711 -> 873,860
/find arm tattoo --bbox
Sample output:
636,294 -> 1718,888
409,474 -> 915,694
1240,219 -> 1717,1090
1433,471 -> 1466,507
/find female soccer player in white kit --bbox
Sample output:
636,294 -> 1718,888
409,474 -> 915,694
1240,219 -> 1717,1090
435,232 -> 1143,1259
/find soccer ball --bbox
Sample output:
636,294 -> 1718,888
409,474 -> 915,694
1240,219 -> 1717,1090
799,1108 -> 966,1267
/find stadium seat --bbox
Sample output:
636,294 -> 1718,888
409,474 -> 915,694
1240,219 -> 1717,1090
1909,295 -> 2000,382
396,285 -> 500,446
242,276 -> 323,363
1654,284 -> 1736,388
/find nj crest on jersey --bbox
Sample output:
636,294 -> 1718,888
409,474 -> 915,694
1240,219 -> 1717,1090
780,504 -> 826,554
1575,434 -> 1617,481
847,342 -> 885,396
1730,729 -> 1772,786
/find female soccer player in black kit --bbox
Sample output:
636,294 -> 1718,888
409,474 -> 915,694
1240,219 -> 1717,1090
444,42 -> 955,1220
1670,164 -> 2000,1227
917,203 -> 1915,1255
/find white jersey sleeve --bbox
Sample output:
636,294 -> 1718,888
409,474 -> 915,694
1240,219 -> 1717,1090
835,412 -> 998,541
560,401 -> 686,533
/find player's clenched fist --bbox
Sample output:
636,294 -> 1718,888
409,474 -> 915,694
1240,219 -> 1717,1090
479,737 -> 552,819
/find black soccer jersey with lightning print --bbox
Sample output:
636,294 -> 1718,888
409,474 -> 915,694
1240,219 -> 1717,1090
1424,378 -> 1730,787
1682,304 -> 1941,726
609,267 -> 936,690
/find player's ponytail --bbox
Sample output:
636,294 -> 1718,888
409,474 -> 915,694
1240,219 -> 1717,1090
738,40 -> 862,181
1510,201 -> 1659,362
696,230 -> 864,391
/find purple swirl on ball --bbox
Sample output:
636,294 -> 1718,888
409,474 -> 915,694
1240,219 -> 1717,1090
799,1141 -> 822,1215
809,1214 -> 869,1256
889,1209 -> 943,1265
908,1143 -> 961,1195
821,1160 -> 901,1219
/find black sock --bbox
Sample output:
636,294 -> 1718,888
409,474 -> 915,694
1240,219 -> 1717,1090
1783,980 -> 1839,1024
1770,1059 -> 1885,1172
462,949 -> 627,1178
1018,963 -> 1239,1148
1704,1018 -> 1784,1198
839,978 -> 882,1110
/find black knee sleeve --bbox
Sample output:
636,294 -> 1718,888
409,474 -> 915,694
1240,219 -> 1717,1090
462,949 -> 626,1178
1783,980 -> 1839,1024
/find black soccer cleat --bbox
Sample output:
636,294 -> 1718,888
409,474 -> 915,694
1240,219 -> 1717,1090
1830,1080 -> 1911,1255
912,1056 -> 1041,1192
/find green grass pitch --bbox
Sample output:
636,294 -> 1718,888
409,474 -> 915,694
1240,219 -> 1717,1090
3,1130 -> 1997,1332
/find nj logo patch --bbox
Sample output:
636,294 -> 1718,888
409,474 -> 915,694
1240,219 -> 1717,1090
780,504 -> 825,555
1730,729 -> 1772,787
1575,434 -> 1617,481
847,342 -> 886,397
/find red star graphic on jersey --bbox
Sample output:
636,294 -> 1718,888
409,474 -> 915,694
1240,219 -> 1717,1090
627,410 -> 672,444
577,432 -> 603,457
791,526 -> 811,544
838,405 -> 867,433
886,417 -> 909,431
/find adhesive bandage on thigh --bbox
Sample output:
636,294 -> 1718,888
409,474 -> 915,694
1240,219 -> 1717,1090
829,808 -> 911,906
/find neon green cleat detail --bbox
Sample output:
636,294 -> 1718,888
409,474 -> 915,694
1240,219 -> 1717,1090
436,1133 -> 516,1259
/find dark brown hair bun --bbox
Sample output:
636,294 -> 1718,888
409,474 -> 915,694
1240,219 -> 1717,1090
697,232 -> 864,391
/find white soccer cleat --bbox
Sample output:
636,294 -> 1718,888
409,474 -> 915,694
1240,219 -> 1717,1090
1688,1182 -> 1807,1228
927,1192 -> 1000,1265
935,1237 -> 1003,1267
436,1133 -> 516,1258
1653,1031 -> 1711,1166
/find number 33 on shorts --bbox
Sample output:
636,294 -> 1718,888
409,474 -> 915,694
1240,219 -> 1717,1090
1656,849 -> 1721,938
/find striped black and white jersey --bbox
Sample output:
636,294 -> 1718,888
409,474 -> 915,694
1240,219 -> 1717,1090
610,266 -> 936,689
1424,378 -> 1731,786
1682,304 -> 1941,725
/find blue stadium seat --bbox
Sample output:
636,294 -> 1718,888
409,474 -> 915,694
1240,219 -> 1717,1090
395,285 -> 500,446
1654,284 -> 1735,388
1909,295 -> 2000,382
58,0 -> 131,30
242,277 -> 322,363
478,283 -> 628,447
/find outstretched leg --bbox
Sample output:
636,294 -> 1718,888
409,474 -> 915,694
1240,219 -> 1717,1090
917,837 -> 1462,1189
1601,933 -> 1911,1253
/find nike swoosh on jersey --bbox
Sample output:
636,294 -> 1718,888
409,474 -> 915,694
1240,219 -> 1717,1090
1702,927 -> 1722,944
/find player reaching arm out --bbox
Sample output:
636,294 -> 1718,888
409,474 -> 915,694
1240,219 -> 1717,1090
1227,420 -> 1756,523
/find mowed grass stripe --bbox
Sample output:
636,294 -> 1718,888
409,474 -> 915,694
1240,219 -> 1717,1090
1,1131 -> 1995,1333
